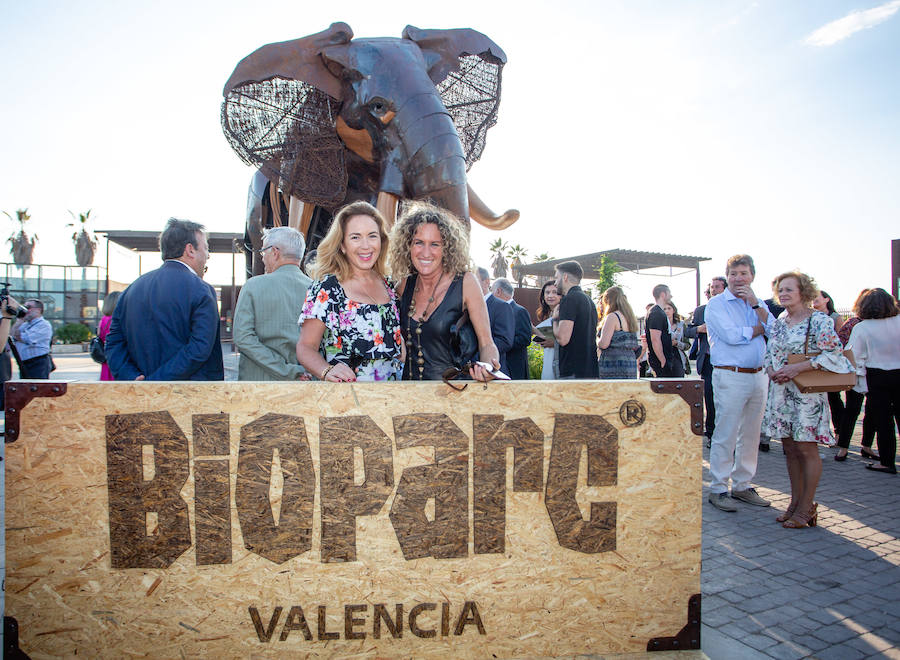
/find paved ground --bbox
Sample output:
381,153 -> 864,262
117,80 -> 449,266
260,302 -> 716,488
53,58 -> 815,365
701,435 -> 900,660
3,354 -> 898,658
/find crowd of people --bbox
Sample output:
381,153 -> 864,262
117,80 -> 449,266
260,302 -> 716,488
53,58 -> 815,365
84,205 -> 899,523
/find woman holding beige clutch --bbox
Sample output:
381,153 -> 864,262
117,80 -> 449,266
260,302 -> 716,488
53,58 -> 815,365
762,271 -> 853,528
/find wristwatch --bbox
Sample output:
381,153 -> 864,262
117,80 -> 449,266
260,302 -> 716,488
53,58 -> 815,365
751,304 -> 760,309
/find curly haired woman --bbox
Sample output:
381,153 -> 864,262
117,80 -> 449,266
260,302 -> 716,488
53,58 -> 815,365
762,271 -> 853,528
389,202 -> 499,382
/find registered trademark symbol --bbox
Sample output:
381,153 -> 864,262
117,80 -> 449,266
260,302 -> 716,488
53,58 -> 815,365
619,399 -> 646,427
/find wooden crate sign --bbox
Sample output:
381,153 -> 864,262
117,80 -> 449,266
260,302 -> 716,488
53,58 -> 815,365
5,380 -> 702,658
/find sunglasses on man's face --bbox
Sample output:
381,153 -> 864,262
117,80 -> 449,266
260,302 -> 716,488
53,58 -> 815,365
255,245 -> 276,256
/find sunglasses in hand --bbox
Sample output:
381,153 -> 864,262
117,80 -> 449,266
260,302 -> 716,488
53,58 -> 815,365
442,361 -> 510,391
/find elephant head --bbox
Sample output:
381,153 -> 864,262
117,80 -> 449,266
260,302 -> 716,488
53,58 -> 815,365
222,22 -> 519,242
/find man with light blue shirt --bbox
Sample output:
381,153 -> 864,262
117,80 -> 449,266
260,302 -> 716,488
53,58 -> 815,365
12,299 -> 53,379
706,254 -> 775,512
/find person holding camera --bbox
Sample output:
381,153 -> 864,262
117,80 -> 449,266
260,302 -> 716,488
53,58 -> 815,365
1,294 -> 25,347
12,298 -> 53,379
0,295 -> 25,403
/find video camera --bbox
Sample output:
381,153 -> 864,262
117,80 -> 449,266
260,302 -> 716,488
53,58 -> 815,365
0,282 -> 27,319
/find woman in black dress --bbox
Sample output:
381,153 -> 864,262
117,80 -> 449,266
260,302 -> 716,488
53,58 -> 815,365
388,202 -> 499,381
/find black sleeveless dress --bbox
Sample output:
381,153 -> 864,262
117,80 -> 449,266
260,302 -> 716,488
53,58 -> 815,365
399,273 -> 465,381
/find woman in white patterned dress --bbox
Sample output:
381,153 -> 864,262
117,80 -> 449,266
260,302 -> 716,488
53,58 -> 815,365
762,271 -> 853,529
297,201 -> 404,382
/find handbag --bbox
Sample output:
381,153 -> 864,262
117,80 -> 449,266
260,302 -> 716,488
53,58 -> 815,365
788,317 -> 856,393
90,335 -> 107,364
449,310 -> 478,370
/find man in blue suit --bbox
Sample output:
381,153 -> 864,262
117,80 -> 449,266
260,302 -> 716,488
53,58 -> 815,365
477,267 -> 515,375
492,278 -> 533,379
685,276 -> 726,442
106,218 -> 224,381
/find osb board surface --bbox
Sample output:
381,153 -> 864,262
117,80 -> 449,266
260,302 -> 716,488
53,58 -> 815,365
5,382 -> 701,659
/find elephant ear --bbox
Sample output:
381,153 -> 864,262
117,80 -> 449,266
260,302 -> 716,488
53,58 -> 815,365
221,23 -> 353,208
402,26 -> 507,171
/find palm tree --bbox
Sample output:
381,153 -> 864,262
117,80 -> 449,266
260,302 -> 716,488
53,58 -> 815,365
507,244 -> 528,287
489,237 -> 508,278
3,208 -> 37,265
532,252 -> 555,286
68,209 -> 97,266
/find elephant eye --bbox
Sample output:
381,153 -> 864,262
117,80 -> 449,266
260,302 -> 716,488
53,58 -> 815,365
368,99 -> 389,116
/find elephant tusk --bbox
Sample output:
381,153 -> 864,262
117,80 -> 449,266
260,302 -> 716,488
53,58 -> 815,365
268,183 -> 284,227
336,116 -> 375,163
467,183 -> 520,230
289,196 -> 315,236
376,192 -> 399,230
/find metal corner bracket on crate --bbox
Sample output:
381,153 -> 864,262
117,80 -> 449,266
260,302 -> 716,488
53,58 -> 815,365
648,379 -> 704,435
647,593 -> 701,651
4,381 -> 68,442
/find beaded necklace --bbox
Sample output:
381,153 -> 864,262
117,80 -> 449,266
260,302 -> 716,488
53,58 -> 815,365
406,271 -> 445,380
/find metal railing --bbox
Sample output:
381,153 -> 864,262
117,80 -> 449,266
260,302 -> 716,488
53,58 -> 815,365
0,262 -> 108,330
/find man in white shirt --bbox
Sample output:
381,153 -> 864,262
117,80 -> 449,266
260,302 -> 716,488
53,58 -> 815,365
705,254 -> 775,512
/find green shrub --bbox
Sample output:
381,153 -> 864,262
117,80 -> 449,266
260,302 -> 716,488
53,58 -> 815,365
55,323 -> 92,344
527,342 -> 544,380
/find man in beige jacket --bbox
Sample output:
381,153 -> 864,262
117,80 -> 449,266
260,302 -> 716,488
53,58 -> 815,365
234,227 -> 313,381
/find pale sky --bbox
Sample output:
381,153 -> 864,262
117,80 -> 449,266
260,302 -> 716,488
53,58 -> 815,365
1,0 -> 898,311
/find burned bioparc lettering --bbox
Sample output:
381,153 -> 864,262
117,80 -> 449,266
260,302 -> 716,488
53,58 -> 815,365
105,411 -> 619,568
248,601 -> 486,642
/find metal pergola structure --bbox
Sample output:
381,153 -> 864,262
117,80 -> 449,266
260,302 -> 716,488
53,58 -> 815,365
520,249 -> 712,306
97,229 -> 243,280
97,229 -> 245,332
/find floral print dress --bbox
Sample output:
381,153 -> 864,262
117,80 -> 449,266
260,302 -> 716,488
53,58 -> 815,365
762,311 -> 853,445
300,274 -> 404,381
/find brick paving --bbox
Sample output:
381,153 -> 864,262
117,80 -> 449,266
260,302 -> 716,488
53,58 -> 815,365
702,430 -> 900,659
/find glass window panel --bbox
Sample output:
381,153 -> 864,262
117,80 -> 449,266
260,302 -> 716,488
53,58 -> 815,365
42,266 -> 66,281
66,266 -> 101,291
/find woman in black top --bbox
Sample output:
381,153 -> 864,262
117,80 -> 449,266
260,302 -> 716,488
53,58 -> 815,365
388,202 -> 499,381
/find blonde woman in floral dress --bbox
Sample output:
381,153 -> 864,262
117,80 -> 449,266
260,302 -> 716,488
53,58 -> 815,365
297,201 -> 404,382
762,271 -> 853,528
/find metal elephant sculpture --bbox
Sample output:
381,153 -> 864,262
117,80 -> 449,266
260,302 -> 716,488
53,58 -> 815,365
222,22 -> 519,276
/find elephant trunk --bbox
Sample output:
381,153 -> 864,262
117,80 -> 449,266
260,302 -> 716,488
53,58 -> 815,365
380,92 -> 470,225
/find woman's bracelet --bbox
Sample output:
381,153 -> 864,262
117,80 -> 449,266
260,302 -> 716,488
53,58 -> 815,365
321,364 -> 335,380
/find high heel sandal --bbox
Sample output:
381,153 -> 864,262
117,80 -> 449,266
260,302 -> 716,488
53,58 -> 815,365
783,502 -> 817,529
776,505 -> 796,523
